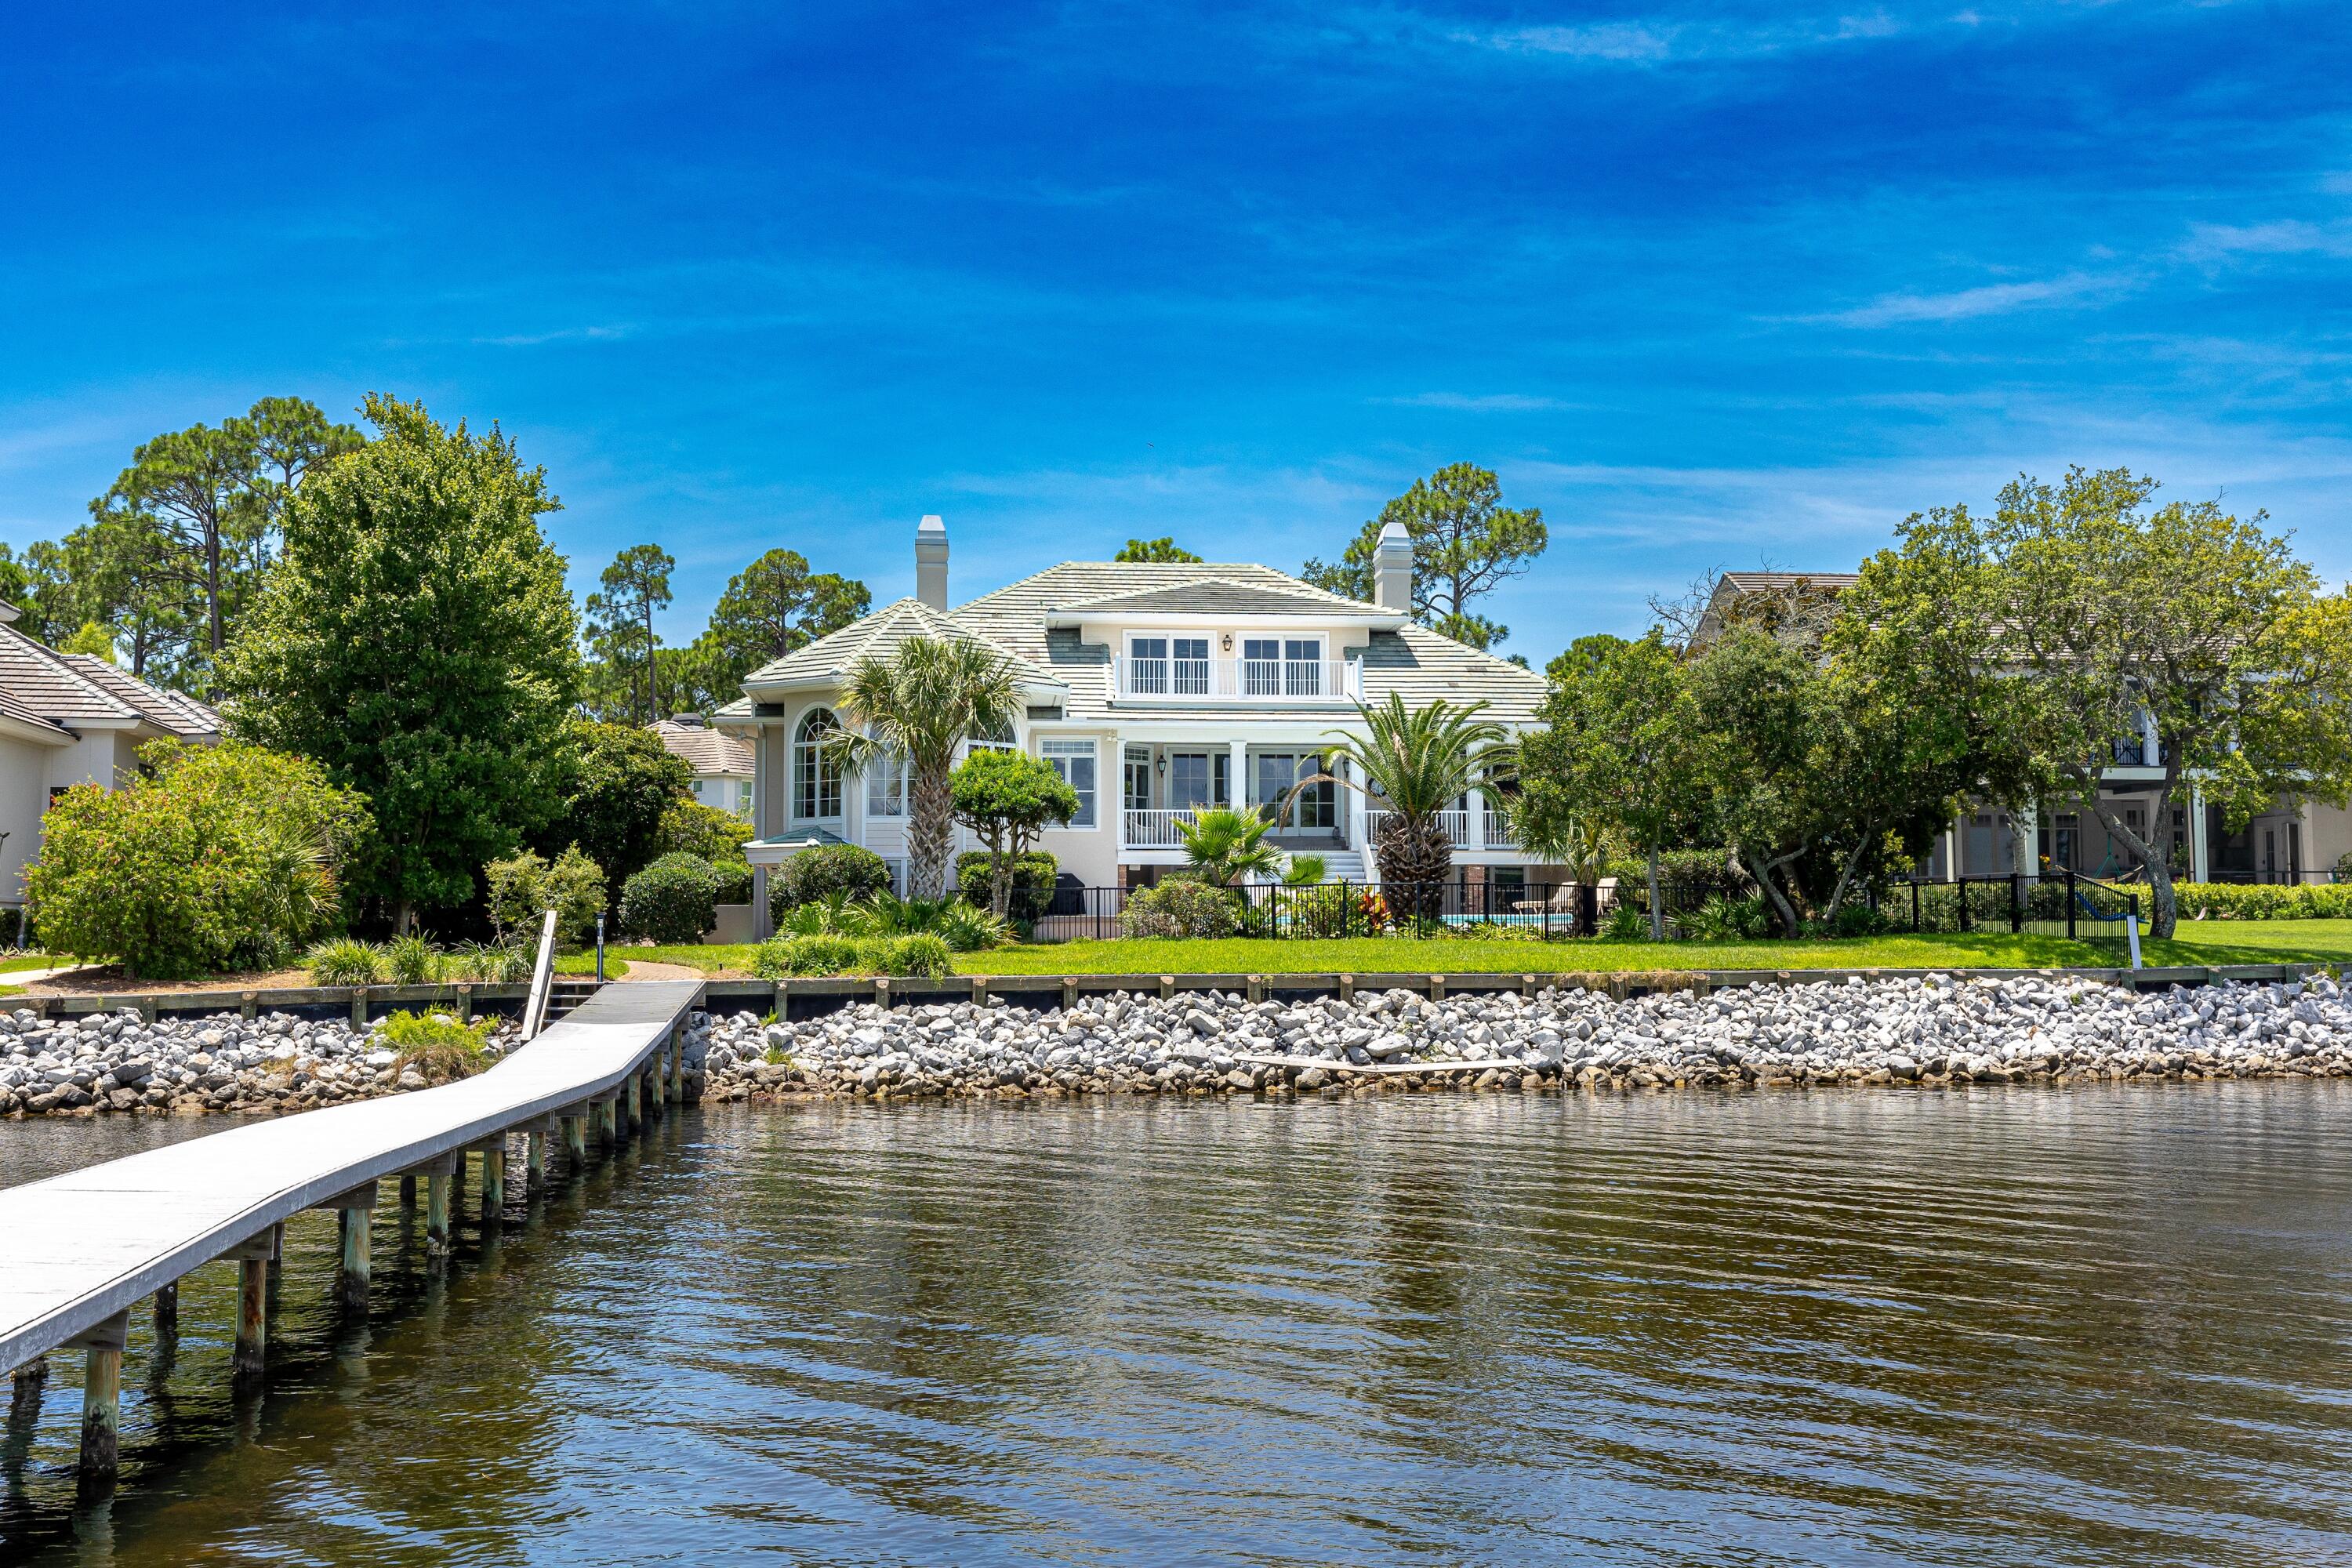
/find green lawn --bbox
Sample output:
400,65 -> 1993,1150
613,921 -> 2352,979
0,953 -> 64,975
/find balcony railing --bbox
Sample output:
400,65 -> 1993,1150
1114,656 -> 1360,702
1125,808 -> 1203,848
1483,810 -> 1518,850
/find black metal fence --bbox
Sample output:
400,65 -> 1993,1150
1022,869 -> 2142,944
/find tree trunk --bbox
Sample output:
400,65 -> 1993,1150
989,848 -> 1014,923
1743,849 -> 1802,937
2083,777 -> 2180,938
205,534 -> 224,655
1374,812 -> 1451,920
1646,844 -> 1663,942
1822,836 -> 1872,924
907,763 -> 953,901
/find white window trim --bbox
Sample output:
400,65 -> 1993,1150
1040,737 -> 1099,830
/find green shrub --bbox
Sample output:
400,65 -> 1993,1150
2173,881 -> 2352,920
656,797 -> 755,862
307,937 -> 385,986
377,1009 -> 492,1084
772,844 -> 891,923
619,852 -> 720,943
445,941 -> 532,983
931,902 -> 1010,953
387,933 -> 441,985
1825,901 -> 1892,938
1675,895 -> 1771,941
954,851 -> 1058,920
710,860 -> 753,906
485,844 -> 608,947
27,741 -> 372,980
1600,903 -> 1650,940
750,934 -> 864,978
778,895 -> 854,936
1120,880 -> 1242,938
874,933 -> 953,978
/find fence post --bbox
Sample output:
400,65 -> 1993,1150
1911,880 -> 1919,932
2010,872 -> 2024,935
2066,869 -> 2077,941
1956,873 -> 1969,933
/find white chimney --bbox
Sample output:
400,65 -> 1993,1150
1374,521 -> 1413,612
915,514 -> 949,611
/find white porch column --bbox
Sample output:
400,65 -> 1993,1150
2190,780 -> 2209,883
1229,739 -> 1248,815
1468,787 -> 1486,852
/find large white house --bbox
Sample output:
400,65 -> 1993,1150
0,604 -> 221,911
714,516 -> 1555,930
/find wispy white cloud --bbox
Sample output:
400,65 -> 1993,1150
1375,391 -> 1572,411
2176,220 -> 2352,262
1807,270 -> 2126,327
474,324 -> 637,347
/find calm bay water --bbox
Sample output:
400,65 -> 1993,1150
5,1086 -> 2352,1566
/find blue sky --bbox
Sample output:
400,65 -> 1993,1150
3,2 -> 2348,662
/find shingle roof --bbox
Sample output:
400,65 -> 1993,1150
1718,571 -> 1860,594
1358,626 -> 1546,726
650,719 -> 754,778
59,656 -> 220,737
0,627 -> 140,725
1047,579 -> 1388,619
742,596 -> 1062,692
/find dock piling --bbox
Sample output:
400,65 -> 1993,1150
479,1138 -> 506,1220
527,1128 -> 546,1192
152,1280 -> 177,1346
72,1311 -> 128,1488
9,1356 -> 47,1423
563,1111 -> 586,1168
231,1231 -> 274,1387
423,1160 -> 453,1258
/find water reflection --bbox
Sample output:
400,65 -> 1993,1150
2,1086 -> 2350,1565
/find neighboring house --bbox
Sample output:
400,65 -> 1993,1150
714,515 -> 1554,929
1694,572 -> 2350,884
650,714 -> 755,820
0,602 -> 221,910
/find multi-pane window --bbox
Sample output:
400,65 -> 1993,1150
793,709 -> 841,820
1041,739 -> 1097,827
866,750 -> 907,817
1254,753 -> 1334,829
1129,637 -> 1169,695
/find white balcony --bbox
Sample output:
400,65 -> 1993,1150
1483,810 -> 1518,850
1113,655 -> 1360,704
1125,808 -> 1202,848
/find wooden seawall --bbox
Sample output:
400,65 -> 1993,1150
0,978 -> 704,1491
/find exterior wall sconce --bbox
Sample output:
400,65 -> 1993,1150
1220,633 -> 1232,651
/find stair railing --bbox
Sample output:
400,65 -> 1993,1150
520,907 -> 560,1042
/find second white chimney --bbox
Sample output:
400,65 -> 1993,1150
915,514 -> 949,611
1374,520 -> 1413,612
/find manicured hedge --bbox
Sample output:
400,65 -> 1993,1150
620,853 -> 721,943
2174,881 -> 2352,920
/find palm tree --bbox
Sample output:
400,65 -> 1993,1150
1288,693 -> 1512,917
829,636 -> 1022,900
1175,807 -> 1287,887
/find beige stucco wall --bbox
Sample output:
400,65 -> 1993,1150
0,735 -> 56,904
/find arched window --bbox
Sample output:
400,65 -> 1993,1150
794,708 -> 842,820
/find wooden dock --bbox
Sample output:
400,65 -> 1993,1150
0,978 -> 703,1490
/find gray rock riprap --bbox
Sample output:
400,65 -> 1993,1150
12,973 -> 2347,1118
0,1007 -> 521,1117
691,973 -> 2352,1100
